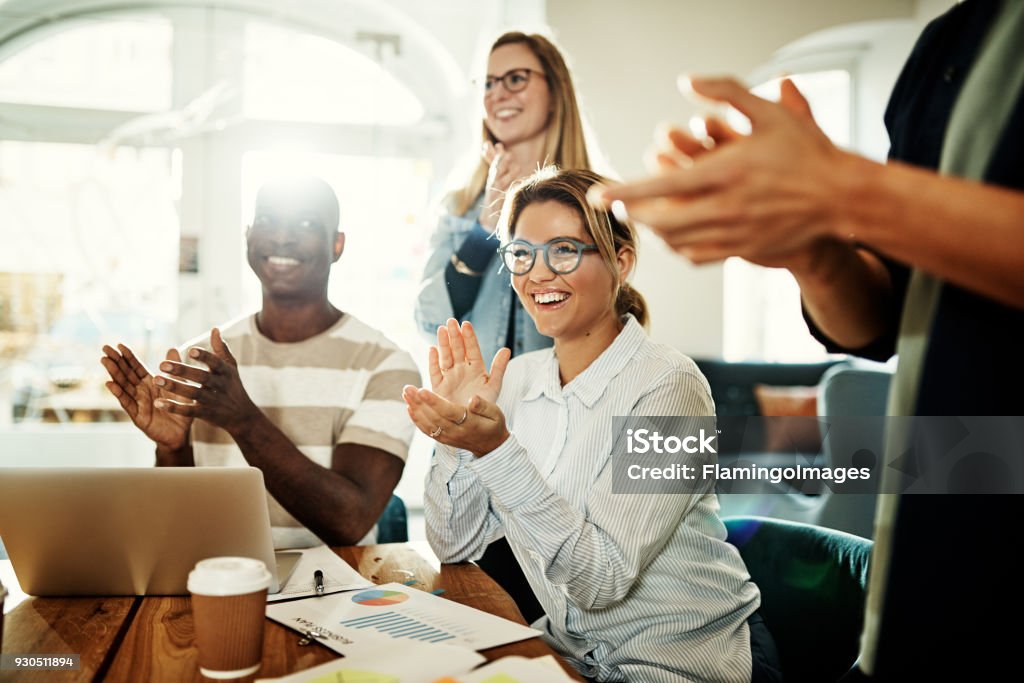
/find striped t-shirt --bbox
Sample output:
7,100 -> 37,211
186,313 -> 420,548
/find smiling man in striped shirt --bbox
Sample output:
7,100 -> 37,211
102,176 -> 420,548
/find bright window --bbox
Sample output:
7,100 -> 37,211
0,18 -> 172,111
243,21 -> 424,126
0,10 -> 443,430
0,140 -> 179,421
723,70 -> 852,362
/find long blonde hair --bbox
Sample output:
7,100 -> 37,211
501,167 -> 648,327
451,32 -> 591,217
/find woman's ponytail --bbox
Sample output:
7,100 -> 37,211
616,282 -> 648,328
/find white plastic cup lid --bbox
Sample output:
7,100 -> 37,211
187,557 -> 271,596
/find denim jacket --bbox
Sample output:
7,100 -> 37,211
415,197 -> 552,362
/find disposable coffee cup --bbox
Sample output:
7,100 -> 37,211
188,557 -> 271,680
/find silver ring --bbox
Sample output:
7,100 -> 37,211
454,409 -> 468,426
429,425 -> 443,438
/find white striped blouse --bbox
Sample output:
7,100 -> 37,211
425,315 -> 760,682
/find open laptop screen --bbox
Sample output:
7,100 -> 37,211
0,467 -> 283,596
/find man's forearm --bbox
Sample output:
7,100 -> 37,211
834,154 -> 1024,310
792,242 -> 895,350
228,412 -> 387,545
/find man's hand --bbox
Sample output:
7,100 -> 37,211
152,327 -> 262,437
102,344 -> 192,450
592,77 -> 856,269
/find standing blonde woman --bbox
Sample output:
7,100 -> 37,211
405,169 -> 780,682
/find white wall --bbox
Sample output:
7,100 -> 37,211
915,0 -> 956,23
0,424 -> 153,467
545,0 -> 923,358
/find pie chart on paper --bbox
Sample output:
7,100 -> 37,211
351,589 -> 410,606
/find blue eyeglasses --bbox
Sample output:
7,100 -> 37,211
497,237 -> 599,275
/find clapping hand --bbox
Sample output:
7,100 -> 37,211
149,327 -> 261,437
591,77 -> 849,272
102,344 -> 192,450
403,319 -> 512,457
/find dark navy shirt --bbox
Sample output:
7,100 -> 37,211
807,2 -> 1023,679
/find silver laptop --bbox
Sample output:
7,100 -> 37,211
0,467 -> 301,596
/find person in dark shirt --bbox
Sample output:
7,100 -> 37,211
591,1 -> 1024,678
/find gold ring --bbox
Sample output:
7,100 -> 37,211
454,409 -> 468,426
429,425 -> 443,438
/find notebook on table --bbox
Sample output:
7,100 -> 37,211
0,467 -> 300,596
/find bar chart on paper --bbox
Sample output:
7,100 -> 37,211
341,608 -> 466,643
266,582 -> 541,654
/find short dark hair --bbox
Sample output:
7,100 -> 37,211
254,176 -> 340,233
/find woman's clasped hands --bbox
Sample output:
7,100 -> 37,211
403,319 -> 512,457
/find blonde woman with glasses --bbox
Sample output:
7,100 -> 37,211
405,169 -> 780,683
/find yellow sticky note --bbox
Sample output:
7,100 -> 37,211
311,669 -> 400,683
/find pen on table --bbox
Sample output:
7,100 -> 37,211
313,569 -> 324,596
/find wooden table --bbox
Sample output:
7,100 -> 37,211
0,542 -> 583,682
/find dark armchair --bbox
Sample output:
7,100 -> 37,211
725,516 -> 872,683
695,358 -> 891,538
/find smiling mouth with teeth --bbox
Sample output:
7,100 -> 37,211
266,256 -> 301,266
534,291 -> 570,304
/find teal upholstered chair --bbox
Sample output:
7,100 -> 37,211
724,516 -> 872,683
376,494 -> 408,543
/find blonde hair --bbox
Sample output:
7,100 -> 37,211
451,32 -> 591,217
501,167 -> 648,327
